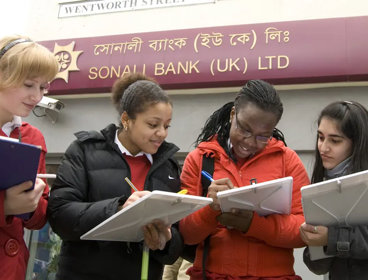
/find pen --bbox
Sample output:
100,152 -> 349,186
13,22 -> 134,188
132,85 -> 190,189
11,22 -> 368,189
124,177 -> 149,280
177,189 -> 188,195
37,174 -> 57,179
125,177 -> 139,192
201,170 -> 214,182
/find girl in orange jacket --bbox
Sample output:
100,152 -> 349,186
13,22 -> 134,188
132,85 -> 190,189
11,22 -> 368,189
180,80 -> 310,280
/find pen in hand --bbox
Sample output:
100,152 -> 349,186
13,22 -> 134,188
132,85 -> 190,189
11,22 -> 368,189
201,170 -> 214,182
125,177 -> 139,192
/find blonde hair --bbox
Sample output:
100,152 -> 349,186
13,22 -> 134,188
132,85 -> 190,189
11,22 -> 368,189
0,35 -> 59,90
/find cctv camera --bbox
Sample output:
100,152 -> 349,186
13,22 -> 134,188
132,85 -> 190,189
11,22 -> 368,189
37,96 -> 65,112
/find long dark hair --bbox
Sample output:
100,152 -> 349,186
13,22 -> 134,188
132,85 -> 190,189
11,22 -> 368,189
311,101 -> 368,183
195,80 -> 285,157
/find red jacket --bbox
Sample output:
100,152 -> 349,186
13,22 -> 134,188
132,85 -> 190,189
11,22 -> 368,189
179,138 -> 310,278
0,122 -> 49,280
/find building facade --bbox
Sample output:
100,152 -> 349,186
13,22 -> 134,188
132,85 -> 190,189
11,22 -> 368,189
2,1 -> 368,279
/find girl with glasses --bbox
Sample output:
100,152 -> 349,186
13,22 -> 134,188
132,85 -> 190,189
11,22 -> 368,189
179,80 -> 310,280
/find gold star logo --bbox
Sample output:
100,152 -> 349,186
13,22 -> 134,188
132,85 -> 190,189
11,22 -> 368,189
53,41 -> 83,83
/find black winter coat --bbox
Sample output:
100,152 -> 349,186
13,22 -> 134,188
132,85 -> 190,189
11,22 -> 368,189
47,124 -> 183,280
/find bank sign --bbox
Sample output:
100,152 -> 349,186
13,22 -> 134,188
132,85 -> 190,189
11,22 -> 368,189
40,16 -> 368,95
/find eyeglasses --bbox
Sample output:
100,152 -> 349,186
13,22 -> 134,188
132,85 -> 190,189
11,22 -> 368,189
234,113 -> 272,144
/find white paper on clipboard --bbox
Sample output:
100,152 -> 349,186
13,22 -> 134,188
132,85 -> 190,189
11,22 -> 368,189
81,190 -> 212,242
301,169 -> 368,260
217,177 -> 293,216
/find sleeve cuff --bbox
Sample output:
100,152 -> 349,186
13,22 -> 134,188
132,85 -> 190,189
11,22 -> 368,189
326,226 -> 350,256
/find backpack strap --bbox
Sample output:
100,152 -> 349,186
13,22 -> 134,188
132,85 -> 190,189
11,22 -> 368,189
201,154 -> 214,197
202,236 -> 210,280
200,153 -> 214,280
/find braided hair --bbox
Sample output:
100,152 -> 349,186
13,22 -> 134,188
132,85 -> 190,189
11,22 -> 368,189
195,80 -> 285,157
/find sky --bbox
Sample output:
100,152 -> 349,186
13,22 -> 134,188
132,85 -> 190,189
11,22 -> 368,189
0,0 -> 30,37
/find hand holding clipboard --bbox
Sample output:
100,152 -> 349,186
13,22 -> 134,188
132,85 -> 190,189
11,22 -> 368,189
0,136 -> 45,218
3,178 -> 46,217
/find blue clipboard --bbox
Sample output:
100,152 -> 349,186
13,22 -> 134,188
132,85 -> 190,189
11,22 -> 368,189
0,137 -> 41,191
0,137 -> 41,219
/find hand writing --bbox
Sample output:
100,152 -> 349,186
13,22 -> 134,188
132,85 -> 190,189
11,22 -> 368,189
121,191 -> 151,210
207,178 -> 234,211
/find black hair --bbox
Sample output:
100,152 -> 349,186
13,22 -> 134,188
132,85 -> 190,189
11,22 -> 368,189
195,80 -> 285,157
111,72 -> 171,126
311,101 -> 368,183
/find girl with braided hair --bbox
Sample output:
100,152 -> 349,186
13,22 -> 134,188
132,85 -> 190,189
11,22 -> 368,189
180,80 -> 310,279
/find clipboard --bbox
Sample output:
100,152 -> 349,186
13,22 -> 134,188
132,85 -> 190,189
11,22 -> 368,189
81,190 -> 212,242
301,169 -> 368,260
217,176 -> 293,216
0,136 -> 41,191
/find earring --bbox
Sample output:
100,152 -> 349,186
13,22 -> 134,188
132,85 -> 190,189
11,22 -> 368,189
122,122 -> 128,131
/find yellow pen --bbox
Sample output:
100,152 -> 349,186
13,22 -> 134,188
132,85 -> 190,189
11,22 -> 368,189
177,189 -> 188,194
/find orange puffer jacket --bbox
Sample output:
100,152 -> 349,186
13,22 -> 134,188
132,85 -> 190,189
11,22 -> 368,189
179,138 -> 310,278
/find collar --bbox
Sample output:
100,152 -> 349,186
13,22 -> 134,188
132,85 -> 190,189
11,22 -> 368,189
325,156 -> 352,179
114,130 -> 153,164
1,116 -> 22,136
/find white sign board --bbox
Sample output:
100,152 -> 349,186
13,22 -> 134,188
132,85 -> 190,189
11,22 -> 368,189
59,0 -> 216,18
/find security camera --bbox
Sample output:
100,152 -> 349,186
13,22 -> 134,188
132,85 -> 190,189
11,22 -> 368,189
37,96 -> 65,112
